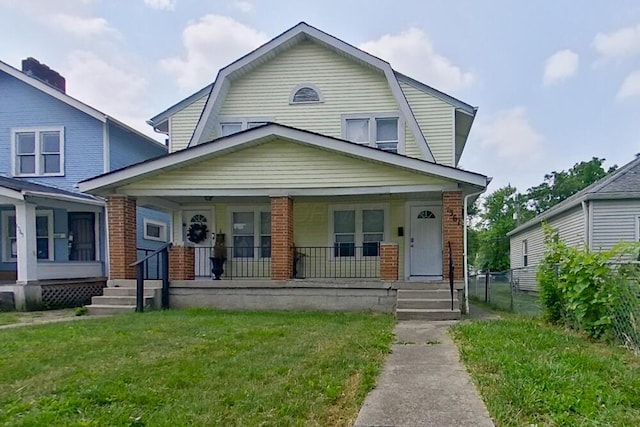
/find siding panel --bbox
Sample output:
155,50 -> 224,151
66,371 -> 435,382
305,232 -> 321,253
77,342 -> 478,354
170,94 -> 208,152
509,206 -> 584,291
124,140 -> 450,191
400,82 -> 454,165
591,199 -> 640,250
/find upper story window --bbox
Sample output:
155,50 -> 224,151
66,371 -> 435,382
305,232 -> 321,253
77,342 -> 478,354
342,114 -> 402,154
290,84 -> 323,104
218,118 -> 272,137
12,127 -> 65,177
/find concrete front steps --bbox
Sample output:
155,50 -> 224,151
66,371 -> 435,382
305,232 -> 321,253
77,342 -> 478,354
86,280 -> 161,315
396,283 -> 461,320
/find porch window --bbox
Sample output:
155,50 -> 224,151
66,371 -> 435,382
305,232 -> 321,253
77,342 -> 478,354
12,127 -> 65,176
231,208 -> 271,258
331,206 -> 387,257
2,211 -> 54,262
334,210 -> 355,257
342,114 -> 401,153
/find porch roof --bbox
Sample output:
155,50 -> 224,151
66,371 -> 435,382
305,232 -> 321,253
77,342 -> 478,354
79,123 -> 489,196
0,175 -> 103,205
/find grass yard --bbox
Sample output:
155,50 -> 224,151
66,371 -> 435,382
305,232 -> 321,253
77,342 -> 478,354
452,317 -> 640,426
0,311 -> 19,326
0,310 -> 394,426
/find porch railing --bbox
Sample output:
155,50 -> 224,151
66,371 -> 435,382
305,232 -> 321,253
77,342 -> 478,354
294,246 -> 380,279
131,243 -> 171,312
193,246 -> 270,279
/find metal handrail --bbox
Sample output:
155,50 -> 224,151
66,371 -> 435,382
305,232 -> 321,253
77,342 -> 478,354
448,241 -> 454,311
130,242 -> 172,312
132,242 -> 172,266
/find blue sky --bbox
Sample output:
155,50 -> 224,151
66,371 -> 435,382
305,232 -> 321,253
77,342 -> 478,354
1,0 -> 640,193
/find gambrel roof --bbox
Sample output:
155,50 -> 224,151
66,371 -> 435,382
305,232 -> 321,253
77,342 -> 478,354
189,22 -> 446,161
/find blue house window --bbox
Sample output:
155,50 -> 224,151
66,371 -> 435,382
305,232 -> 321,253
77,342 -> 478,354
12,127 -> 65,177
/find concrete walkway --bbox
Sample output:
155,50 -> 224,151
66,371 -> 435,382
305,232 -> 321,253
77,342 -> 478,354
354,318 -> 495,427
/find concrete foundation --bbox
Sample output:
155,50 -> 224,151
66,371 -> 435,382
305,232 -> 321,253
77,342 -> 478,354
169,280 -> 397,312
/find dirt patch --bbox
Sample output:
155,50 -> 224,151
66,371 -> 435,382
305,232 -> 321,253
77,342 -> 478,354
0,309 -> 80,329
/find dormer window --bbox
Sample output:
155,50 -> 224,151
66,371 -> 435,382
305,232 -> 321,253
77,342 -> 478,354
290,84 -> 323,104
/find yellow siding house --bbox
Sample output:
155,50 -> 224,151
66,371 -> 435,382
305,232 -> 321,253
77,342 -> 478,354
80,22 -> 489,319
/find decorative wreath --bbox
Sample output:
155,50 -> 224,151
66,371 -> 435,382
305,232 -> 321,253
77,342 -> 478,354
187,222 -> 209,244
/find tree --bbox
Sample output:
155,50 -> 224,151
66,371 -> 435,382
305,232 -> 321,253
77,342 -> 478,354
470,156 -> 618,272
475,185 -> 532,271
527,157 -> 617,214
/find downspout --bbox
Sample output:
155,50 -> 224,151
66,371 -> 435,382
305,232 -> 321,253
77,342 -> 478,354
581,200 -> 589,249
464,188 -> 486,315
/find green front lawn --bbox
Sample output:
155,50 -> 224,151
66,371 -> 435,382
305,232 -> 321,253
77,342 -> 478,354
0,310 -> 394,426
0,312 -> 19,326
452,317 -> 640,426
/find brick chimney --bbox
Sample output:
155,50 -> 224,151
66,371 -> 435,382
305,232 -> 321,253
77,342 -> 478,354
21,57 -> 66,93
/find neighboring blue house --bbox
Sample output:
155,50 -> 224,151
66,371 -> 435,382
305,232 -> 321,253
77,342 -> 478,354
0,58 -> 168,309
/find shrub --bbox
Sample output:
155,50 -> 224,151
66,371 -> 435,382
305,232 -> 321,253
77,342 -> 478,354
537,224 -> 639,339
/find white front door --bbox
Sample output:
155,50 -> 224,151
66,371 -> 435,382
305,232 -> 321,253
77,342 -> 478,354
183,210 -> 214,277
409,206 -> 443,278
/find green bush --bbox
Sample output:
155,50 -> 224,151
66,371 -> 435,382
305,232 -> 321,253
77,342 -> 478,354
537,224 -> 639,339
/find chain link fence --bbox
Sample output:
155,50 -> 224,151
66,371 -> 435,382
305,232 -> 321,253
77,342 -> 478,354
470,264 -> 640,354
469,269 -> 540,317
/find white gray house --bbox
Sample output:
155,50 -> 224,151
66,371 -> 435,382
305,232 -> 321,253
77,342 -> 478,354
508,155 -> 640,291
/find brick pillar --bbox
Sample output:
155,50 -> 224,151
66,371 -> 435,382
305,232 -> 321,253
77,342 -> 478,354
169,245 -> 195,281
106,195 -> 137,280
380,243 -> 399,281
271,197 -> 294,280
443,191 -> 464,280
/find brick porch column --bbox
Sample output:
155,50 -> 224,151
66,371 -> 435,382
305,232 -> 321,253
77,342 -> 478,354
169,245 -> 195,281
271,196 -> 294,280
443,191 -> 464,280
106,195 -> 137,280
380,243 -> 399,281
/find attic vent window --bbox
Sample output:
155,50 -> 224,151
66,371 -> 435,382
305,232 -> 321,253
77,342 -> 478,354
290,84 -> 323,104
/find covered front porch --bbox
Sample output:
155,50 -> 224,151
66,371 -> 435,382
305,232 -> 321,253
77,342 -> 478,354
106,189 -> 465,285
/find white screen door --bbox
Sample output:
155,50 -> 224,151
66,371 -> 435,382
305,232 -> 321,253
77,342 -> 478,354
410,206 -> 442,277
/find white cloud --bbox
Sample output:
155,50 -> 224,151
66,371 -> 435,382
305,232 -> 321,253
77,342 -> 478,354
0,0 -> 117,38
233,0 -> 254,13
143,0 -> 175,11
48,13 -> 119,38
477,107 -> 544,162
160,15 -> 268,90
617,70 -> 640,99
593,24 -> 640,60
359,28 -> 474,92
63,50 -> 158,139
543,49 -> 579,85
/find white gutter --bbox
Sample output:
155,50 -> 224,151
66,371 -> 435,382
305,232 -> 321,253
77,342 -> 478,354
24,191 -> 105,206
463,189 -> 486,315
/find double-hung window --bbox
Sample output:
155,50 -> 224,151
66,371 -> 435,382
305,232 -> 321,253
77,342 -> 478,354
331,206 -> 387,257
343,114 -> 401,153
12,127 -> 64,176
231,208 -> 271,258
2,210 -> 54,262
522,239 -> 528,267
218,118 -> 272,137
